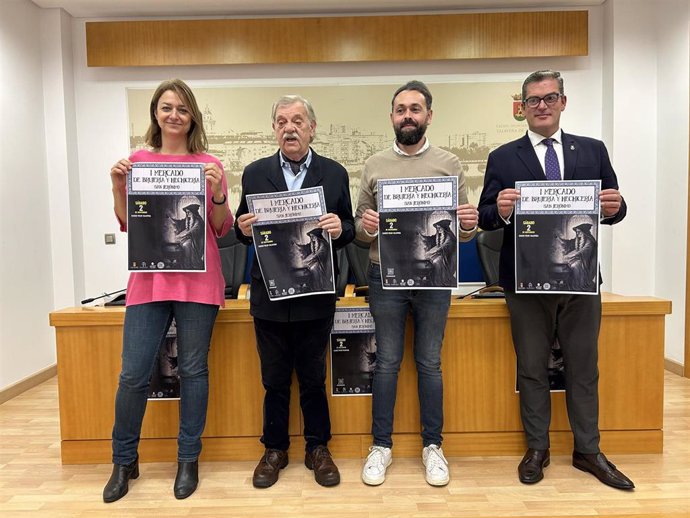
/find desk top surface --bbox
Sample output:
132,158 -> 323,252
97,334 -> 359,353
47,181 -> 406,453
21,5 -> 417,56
49,293 -> 671,327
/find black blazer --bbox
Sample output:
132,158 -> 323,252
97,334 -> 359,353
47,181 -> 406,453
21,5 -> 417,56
234,149 -> 355,322
478,132 -> 627,291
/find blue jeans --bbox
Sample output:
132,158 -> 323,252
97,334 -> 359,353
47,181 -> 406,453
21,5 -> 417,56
112,301 -> 219,465
368,263 -> 451,448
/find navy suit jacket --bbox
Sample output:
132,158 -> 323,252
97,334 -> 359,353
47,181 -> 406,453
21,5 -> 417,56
234,149 -> 355,321
477,132 -> 626,291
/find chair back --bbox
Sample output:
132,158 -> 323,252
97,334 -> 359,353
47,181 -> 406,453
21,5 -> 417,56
335,248 -> 350,297
216,232 -> 248,299
475,228 -> 503,286
345,239 -> 371,288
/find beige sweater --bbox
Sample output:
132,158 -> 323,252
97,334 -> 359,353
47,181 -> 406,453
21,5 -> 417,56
355,145 -> 476,264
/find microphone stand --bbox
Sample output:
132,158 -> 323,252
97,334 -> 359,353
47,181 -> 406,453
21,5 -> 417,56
458,282 -> 502,299
81,288 -> 126,305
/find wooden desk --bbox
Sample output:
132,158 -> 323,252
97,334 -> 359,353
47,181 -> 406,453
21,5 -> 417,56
49,293 -> 670,464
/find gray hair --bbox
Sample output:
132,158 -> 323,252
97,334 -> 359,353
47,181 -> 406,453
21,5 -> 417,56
521,70 -> 565,101
271,95 -> 317,123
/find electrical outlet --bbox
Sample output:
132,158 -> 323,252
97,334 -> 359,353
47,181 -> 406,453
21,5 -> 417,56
104,233 -> 116,245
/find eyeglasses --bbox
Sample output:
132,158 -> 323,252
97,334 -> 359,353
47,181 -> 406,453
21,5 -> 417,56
523,93 -> 562,108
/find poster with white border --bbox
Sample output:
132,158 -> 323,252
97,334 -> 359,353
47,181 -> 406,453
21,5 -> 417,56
515,180 -> 600,295
377,176 -> 458,289
247,186 -> 334,300
330,306 -> 376,396
127,162 -> 206,272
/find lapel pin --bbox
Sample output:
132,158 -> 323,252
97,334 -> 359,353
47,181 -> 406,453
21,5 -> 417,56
570,145 -> 575,150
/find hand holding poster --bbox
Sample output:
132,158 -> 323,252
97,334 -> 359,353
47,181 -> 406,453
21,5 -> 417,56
247,186 -> 335,300
127,163 -> 206,272
515,180 -> 601,294
377,176 -> 458,289
330,307 -> 376,396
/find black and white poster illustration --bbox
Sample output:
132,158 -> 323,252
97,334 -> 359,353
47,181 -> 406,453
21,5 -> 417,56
128,162 -> 206,272
247,186 -> 334,300
377,176 -> 458,289
147,319 -> 180,400
515,180 -> 600,295
330,307 -> 376,396
515,338 -> 565,393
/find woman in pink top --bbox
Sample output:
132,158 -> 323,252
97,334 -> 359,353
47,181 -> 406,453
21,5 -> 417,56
103,79 -> 233,503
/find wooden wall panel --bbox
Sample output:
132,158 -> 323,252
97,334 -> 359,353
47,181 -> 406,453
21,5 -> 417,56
85,11 -> 588,67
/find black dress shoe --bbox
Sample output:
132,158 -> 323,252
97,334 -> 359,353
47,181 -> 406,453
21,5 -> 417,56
103,457 -> 139,503
253,449 -> 288,488
518,448 -> 550,484
572,451 -> 635,490
174,460 -> 199,499
305,445 -> 340,487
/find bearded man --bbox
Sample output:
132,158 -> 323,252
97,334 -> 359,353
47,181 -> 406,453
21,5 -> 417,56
355,80 -> 478,487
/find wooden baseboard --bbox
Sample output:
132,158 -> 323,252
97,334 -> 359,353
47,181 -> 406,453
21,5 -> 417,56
60,429 -> 663,465
664,357 -> 684,376
0,364 -> 57,405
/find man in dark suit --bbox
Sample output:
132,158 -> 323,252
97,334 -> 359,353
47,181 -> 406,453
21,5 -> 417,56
235,95 -> 354,488
478,70 -> 634,490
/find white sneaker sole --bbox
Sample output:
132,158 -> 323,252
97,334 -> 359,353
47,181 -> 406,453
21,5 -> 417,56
425,473 -> 450,487
362,457 -> 392,486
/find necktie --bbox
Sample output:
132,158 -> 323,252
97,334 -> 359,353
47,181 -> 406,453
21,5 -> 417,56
542,138 -> 561,181
282,154 -> 307,175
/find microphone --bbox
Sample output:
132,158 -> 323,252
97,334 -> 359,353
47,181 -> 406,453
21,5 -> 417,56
458,282 -> 502,299
81,288 -> 126,305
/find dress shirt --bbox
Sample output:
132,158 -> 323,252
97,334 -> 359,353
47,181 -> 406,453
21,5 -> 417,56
279,148 -> 313,191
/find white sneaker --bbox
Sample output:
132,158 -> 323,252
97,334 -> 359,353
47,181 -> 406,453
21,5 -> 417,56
422,444 -> 450,486
361,445 -> 392,486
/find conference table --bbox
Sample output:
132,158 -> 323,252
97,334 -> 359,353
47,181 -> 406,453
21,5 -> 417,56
49,293 -> 670,464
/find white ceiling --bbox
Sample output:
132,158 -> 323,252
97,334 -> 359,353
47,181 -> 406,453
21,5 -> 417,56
30,0 -> 603,18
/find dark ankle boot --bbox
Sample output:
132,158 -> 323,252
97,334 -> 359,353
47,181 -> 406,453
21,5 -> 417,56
174,460 -> 199,499
103,457 -> 139,503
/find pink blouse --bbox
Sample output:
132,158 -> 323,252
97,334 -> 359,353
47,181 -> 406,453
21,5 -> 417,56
119,150 -> 234,307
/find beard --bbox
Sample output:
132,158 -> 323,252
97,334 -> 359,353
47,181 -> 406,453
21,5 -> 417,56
394,119 -> 428,146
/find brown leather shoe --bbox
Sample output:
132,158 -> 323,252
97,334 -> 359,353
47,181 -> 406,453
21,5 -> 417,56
305,445 -> 340,487
518,448 -> 550,484
252,449 -> 288,488
573,451 -> 635,490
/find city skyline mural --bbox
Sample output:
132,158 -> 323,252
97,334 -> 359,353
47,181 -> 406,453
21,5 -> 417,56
127,81 -> 527,213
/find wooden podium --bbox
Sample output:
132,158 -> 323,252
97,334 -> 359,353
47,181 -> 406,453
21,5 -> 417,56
49,293 -> 670,464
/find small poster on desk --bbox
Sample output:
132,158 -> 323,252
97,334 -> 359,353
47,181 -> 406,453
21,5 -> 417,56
147,319 -> 180,400
330,307 -> 376,396
515,338 -> 565,393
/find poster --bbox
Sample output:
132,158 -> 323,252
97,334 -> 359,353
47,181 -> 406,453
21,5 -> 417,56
377,176 -> 458,289
330,306 -> 376,396
515,180 -> 600,295
147,319 -> 180,400
515,338 -> 566,393
247,186 -> 334,300
127,162 -> 206,272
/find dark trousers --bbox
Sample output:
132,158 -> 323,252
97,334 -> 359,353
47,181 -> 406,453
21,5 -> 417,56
253,316 -> 333,452
505,291 -> 601,454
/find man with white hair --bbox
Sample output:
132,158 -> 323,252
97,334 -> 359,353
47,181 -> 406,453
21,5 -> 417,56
235,95 -> 354,489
